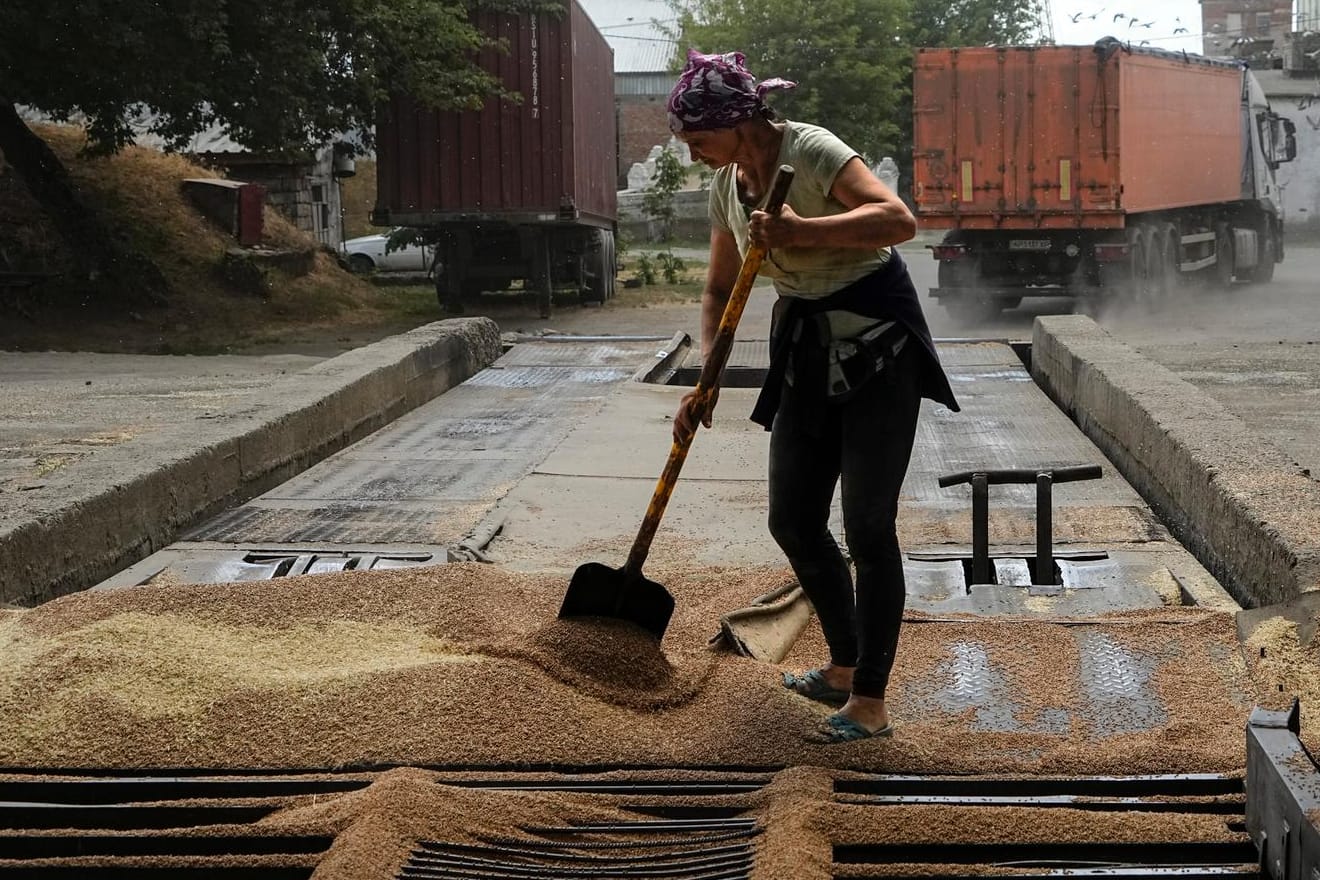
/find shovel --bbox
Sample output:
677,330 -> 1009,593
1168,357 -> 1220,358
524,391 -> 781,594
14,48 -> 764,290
558,164 -> 797,641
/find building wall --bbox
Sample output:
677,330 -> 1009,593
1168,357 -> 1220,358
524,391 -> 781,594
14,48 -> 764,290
1269,100 -> 1320,237
1302,0 -> 1320,31
207,147 -> 346,249
617,96 -> 672,188
1202,0 -> 1294,54
1257,72 -> 1320,237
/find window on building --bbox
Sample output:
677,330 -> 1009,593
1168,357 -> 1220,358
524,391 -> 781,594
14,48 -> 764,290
1257,12 -> 1270,34
312,184 -> 325,203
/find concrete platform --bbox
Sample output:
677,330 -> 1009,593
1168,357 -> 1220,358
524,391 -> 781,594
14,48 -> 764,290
96,333 -> 1237,622
0,319 -> 502,605
1033,315 -> 1320,609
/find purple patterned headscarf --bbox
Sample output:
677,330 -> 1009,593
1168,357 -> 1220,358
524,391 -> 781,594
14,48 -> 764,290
667,49 -> 796,133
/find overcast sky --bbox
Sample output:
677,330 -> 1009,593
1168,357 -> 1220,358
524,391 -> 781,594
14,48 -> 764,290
578,0 -> 1214,61
1050,0 -> 1213,54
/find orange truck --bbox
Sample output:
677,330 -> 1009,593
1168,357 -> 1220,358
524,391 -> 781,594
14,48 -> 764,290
912,40 -> 1298,320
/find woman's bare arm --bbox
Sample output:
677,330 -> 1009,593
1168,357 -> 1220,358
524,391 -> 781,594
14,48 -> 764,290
673,226 -> 743,440
748,157 -> 915,251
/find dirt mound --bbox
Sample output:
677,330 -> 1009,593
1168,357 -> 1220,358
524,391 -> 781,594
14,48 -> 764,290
0,124 -> 402,354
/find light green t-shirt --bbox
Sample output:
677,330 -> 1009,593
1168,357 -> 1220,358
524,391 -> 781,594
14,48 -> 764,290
709,120 -> 891,300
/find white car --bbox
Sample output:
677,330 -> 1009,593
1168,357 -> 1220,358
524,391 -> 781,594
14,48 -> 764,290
340,229 -> 434,274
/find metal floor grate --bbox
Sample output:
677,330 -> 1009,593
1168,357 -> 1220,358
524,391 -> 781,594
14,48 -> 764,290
831,773 -> 1257,879
401,818 -> 760,880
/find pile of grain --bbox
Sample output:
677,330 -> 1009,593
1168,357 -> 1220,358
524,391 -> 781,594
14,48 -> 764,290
1239,609 -> 1320,750
263,766 -> 1248,879
0,564 -> 1258,774
261,768 -> 635,880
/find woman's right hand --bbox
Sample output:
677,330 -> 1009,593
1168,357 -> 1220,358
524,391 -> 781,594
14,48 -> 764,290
673,387 -> 718,443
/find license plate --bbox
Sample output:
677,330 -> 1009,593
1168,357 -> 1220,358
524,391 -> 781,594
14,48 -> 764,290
1009,239 -> 1052,251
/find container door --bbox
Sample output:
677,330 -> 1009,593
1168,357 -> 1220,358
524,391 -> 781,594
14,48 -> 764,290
951,51 -> 1006,217
912,49 -> 1007,223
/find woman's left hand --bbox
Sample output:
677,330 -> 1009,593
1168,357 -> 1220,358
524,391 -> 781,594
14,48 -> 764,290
748,204 -> 802,250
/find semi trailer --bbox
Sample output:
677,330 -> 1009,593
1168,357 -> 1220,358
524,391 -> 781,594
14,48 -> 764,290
370,0 -> 617,318
912,39 -> 1298,321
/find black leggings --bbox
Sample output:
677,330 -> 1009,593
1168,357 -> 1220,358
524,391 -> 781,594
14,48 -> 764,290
767,342 -> 922,699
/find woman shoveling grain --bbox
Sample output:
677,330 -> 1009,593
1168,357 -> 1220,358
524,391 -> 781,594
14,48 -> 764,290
667,50 -> 960,743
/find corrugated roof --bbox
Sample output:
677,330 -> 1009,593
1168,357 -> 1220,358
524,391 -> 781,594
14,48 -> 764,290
577,0 -> 679,72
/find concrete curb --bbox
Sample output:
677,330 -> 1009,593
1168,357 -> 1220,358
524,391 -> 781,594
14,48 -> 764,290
0,318 -> 503,606
1032,315 -> 1320,608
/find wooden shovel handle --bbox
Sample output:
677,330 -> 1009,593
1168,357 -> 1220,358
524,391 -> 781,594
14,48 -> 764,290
625,165 -> 796,577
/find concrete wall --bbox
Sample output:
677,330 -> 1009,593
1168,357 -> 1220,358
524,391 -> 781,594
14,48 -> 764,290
617,96 -> 673,189
201,146 -> 347,248
1257,71 -> 1320,238
1032,315 -> 1320,609
0,319 -> 503,606
618,189 -> 709,243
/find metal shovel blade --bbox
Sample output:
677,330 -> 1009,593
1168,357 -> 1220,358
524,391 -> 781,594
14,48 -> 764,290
558,561 -> 675,641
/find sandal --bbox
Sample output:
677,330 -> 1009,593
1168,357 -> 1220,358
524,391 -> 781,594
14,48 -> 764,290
808,712 -> 895,744
782,669 -> 850,706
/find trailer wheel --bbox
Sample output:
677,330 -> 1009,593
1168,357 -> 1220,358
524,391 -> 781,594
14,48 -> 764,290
584,230 -> 616,304
434,276 -> 466,314
1154,225 -> 1180,303
1213,224 -> 1235,288
1136,227 -> 1164,311
938,258 -> 1001,324
1246,222 -> 1276,283
1117,231 -> 1147,307
943,298 -> 1002,324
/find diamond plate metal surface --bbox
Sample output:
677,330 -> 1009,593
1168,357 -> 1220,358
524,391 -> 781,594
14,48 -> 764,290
928,642 -> 1020,732
187,342 -> 659,545
931,343 -> 1025,368
497,341 -> 668,368
189,502 -> 467,545
1077,631 -> 1168,736
907,358 -> 1138,508
466,365 -> 632,388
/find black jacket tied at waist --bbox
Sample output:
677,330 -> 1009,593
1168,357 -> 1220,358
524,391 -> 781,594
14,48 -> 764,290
749,249 -> 960,430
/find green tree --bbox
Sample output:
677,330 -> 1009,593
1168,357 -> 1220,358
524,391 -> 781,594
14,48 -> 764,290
642,146 -> 687,241
0,0 -> 561,300
672,0 -> 911,163
637,147 -> 687,285
672,0 -> 1042,194
909,0 -> 1043,48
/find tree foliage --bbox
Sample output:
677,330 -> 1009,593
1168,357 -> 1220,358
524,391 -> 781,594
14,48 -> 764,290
0,0 -> 564,155
672,0 -> 1043,184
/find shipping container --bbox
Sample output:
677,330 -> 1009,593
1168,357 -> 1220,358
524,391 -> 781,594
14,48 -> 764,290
370,0 -> 618,316
913,41 -> 1296,322
914,45 -> 1245,228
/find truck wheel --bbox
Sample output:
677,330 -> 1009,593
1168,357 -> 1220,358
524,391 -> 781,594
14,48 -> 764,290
348,254 -> 375,275
1125,232 -> 1150,308
938,256 -> 1000,324
1136,227 -> 1164,311
434,274 -> 465,315
584,230 -> 616,304
1246,223 -> 1276,283
944,298 -> 1002,324
1213,225 -> 1234,288
1150,226 -> 1179,304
